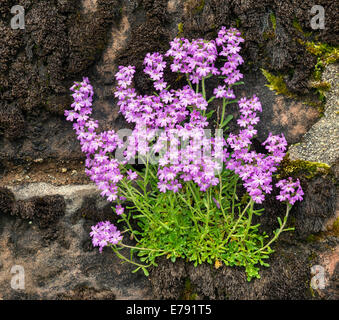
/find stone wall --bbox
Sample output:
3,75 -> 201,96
0,0 -> 338,299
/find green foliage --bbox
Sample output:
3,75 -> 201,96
113,161 -> 292,281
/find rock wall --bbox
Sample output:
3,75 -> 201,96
0,0 -> 338,299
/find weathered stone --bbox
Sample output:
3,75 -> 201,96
0,0 -> 338,300
289,64 -> 339,166
0,184 -> 152,300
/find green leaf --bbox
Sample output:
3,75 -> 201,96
142,268 -> 149,277
277,217 -> 282,226
132,267 -> 141,273
225,99 -> 238,105
231,81 -> 245,86
205,109 -> 215,118
221,115 -> 233,128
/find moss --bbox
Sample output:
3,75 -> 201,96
180,278 -> 198,300
309,80 -> 331,91
292,18 -> 303,33
235,18 -> 241,29
177,22 -> 184,37
269,12 -> 276,32
277,155 -> 332,180
193,0 -> 205,14
306,234 -> 322,243
292,18 -> 312,37
298,40 -> 339,81
330,217 -> 339,237
308,80 -> 331,110
185,0 -> 205,15
263,30 -> 275,41
261,69 -> 296,98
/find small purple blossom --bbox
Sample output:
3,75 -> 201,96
126,169 -> 138,180
115,204 -> 125,215
90,221 -> 123,252
276,178 -> 304,205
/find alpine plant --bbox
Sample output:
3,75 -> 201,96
65,27 -> 303,280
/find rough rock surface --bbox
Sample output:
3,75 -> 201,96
289,64 -> 339,166
0,0 -> 338,300
150,237 -> 339,300
0,184 -> 152,300
1,0 -> 337,165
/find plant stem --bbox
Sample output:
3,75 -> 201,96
119,242 -> 164,252
219,97 -> 226,127
254,204 -> 292,254
112,247 -> 151,269
202,77 -> 206,100
120,213 -> 140,242
186,74 -> 193,90
225,199 -> 252,243
242,200 -> 254,242
121,180 -> 171,230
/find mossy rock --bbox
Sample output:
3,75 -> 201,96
277,155 -> 332,180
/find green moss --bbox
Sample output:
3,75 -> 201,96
292,18 -> 303,33
269,12 -> 276,32
194,0 -> 205,13
306,234 -> 322,243
310,81 -> 331,91
177,22 -> 184,37
185,0 -> 205,15
299,40 -> 339,80
261,69 -> 296,98
277,155 -> 331,180
263,30 -> 275,41
181,278 -> 198,300
330,217 -> 339,237
235,18 -> 241,29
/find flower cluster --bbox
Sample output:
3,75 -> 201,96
215,27 -> 244,85
65,26 -> 303,213
165,37 -> 219,84
226,95 -> 288,204
165,27 -> 244,87
66,77 -> 125,203
114,47 -> 230,193
276,178 -> 304,205
90,221 -> 123,253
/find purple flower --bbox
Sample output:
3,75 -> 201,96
115,204 -> 125,215
90,221 -> 123,252
127,169 -> 138,180
276,178 -> 304,205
